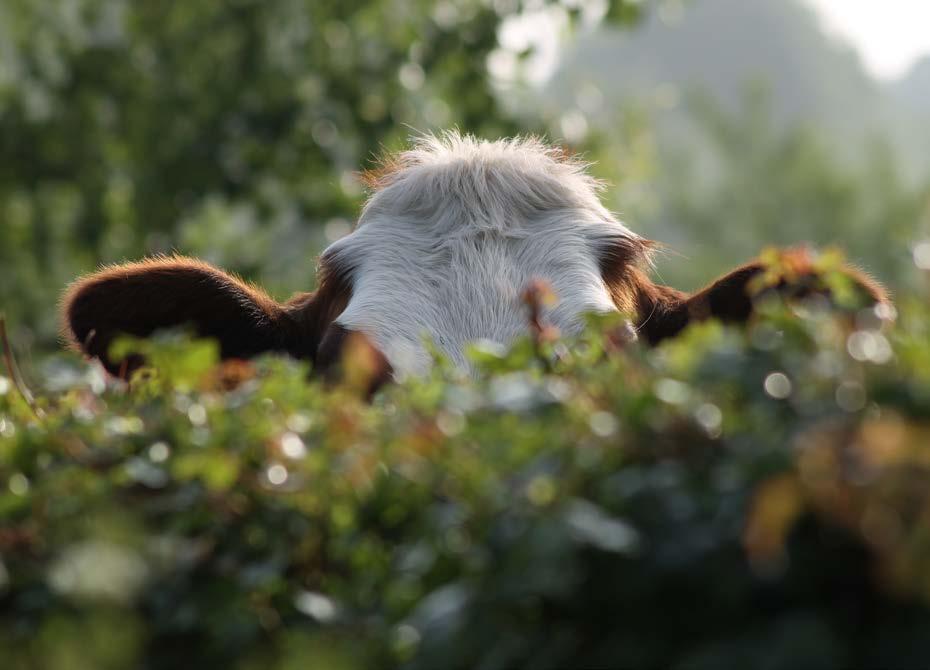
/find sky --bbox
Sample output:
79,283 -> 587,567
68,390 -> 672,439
806,0 -> 930,80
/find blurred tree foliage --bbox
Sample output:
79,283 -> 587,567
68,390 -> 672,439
574,86 -> 930,296
0,0 -> 645,348
647,88 -> 930,292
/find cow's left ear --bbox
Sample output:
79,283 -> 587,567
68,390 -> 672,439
61,256 -> 350,377
684,248 -> 891,328
600,243 -> 892,346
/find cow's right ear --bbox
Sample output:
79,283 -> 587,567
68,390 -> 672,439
60,256 -> 353,377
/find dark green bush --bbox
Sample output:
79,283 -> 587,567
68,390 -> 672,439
3,259 -> 930,669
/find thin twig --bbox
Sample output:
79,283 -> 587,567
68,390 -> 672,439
0,314 -> 43,420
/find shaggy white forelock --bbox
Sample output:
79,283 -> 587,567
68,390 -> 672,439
323,131 -> 645,377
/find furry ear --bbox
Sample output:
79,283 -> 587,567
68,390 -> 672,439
61,256 -> 350,376
604,247 -> 891,346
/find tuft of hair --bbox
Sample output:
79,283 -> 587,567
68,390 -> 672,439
358,131 -> 628,241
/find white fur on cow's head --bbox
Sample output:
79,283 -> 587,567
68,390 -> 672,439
322,132 -> 648,376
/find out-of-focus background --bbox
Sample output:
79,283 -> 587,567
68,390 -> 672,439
2,0 -> 929,354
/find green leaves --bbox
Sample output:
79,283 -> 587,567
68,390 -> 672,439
3,294 -> 930,668
172,450 -> 240,492
110,331 -> 220,392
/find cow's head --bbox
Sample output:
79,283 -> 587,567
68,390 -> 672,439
317,133 -> 654,374
62,132 -> 889,385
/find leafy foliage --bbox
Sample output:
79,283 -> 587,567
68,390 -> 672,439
3,258 -> 930,669
4,1 -> 930,667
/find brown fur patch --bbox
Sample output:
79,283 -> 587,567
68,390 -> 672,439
282,252 -> 354,362
600,244 -> 891,346
60,254 -> 356,377
61,256 -> 289,375
359,148 -> 410,192
598,236 -> 660,315
315,324 -> 393,396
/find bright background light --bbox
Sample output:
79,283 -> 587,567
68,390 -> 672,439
806,0 -> 930,79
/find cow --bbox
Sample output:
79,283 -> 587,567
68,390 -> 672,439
61,132 -> 889,386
